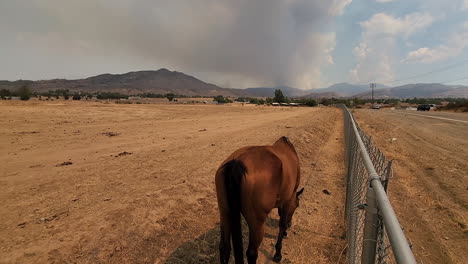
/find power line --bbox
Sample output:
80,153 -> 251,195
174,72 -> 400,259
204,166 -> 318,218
368,58 -> 468,84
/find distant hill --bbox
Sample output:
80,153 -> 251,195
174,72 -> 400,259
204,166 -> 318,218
432,86 -> 468,98
301,92 -> 340,98
303,83 -> 387,97
0,69 -> 244,97
243,86 -> 311,97
354,83 -> 468,98
244,83 -> 387,98
2,70 -> 467,98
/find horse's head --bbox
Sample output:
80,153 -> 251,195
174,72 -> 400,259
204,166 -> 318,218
286,187 -> 304,228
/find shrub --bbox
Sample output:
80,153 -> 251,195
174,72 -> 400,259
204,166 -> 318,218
213,95 -> 232,103
17,85 -> 31,101
166,93 -> 176,102
96,92 -> 128,100
442,101 -> 468,112
0,89 -> 11,99
302,99 -> 317,107
292,98 -> 317,107
249,98 -> 259,104
72,95 -> 81,100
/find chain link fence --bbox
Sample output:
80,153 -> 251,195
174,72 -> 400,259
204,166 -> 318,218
341,105 -> 416,264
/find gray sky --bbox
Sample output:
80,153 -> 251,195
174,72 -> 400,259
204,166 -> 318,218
1,0 -> 467,88
0,0 -> 348,88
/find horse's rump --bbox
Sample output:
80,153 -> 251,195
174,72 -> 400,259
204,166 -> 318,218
215,137 -> 301,263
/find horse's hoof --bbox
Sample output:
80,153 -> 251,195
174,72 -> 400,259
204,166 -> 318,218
273,254 -> 282,262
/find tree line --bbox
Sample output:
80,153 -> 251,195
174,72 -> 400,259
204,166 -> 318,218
2,86 -> 467,108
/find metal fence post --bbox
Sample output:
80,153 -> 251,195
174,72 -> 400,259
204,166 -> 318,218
361,186 -> 378,264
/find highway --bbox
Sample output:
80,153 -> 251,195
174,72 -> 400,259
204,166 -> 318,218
386,109 -> 468,124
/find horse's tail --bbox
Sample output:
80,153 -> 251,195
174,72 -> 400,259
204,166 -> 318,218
222,159 -> 247,263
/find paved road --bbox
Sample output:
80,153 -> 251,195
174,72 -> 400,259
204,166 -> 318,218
385,109 -> 468,123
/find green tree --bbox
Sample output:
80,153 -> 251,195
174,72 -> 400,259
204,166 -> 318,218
213,95 -> 232,103
96,92 -> 128,100
17,85 -> 31,101
0,89 -> 11,99
274,89 -> 286,103
166,93 -> 176,102
249,98 -> 259,104
302,98 -> 317,107
235,97 -> 248,102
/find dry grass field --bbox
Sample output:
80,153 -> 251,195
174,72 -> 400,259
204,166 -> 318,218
0,101 -> 347,264
354,110 -> 468,264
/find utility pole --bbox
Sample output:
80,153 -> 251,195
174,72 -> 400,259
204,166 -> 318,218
370,83 -> 376,105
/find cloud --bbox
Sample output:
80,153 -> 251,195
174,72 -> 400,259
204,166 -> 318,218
0,0 -> 352,89
291,32 -> 336,89
349,12 -> 434,83
463,0 -> 468,10
349,47 -> 395,83
404,22 -> 468,63
375,0 -> 396,3
330,0 -> 353,16
360,12 -> 434,38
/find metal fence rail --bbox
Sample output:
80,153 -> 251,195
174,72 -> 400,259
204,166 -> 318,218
341,105 -> 416,264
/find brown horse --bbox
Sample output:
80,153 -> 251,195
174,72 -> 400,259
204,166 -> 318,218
215,136 -> 304,263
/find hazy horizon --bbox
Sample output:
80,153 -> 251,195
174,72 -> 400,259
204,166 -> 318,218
2,67 -> 468,90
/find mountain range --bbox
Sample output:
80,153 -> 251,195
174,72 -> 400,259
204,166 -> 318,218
1,68 -> 467,98
0,69 -> 244,97
353,83 -> 468,99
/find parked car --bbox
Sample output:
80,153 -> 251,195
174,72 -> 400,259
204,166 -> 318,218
417,104 -> 430,111
372,104 -> 381,109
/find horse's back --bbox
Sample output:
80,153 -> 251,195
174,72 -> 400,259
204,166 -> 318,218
217,139 -> 300,210
241,147 -> 283,215
232,145 -> 299,211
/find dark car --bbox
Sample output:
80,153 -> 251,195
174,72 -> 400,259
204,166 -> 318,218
417,104 -> 430,111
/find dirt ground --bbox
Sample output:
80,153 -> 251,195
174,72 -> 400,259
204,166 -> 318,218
354,109 -> 468,264
0,101 -> 346,264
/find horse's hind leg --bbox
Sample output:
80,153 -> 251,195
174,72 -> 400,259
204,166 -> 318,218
273,208 -> 288,262
277,207 -> 287,238
219,219 -> 231,264
246,215 -> 266,264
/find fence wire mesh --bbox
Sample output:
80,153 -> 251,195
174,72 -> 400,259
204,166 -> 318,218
342,106 -> 405,264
